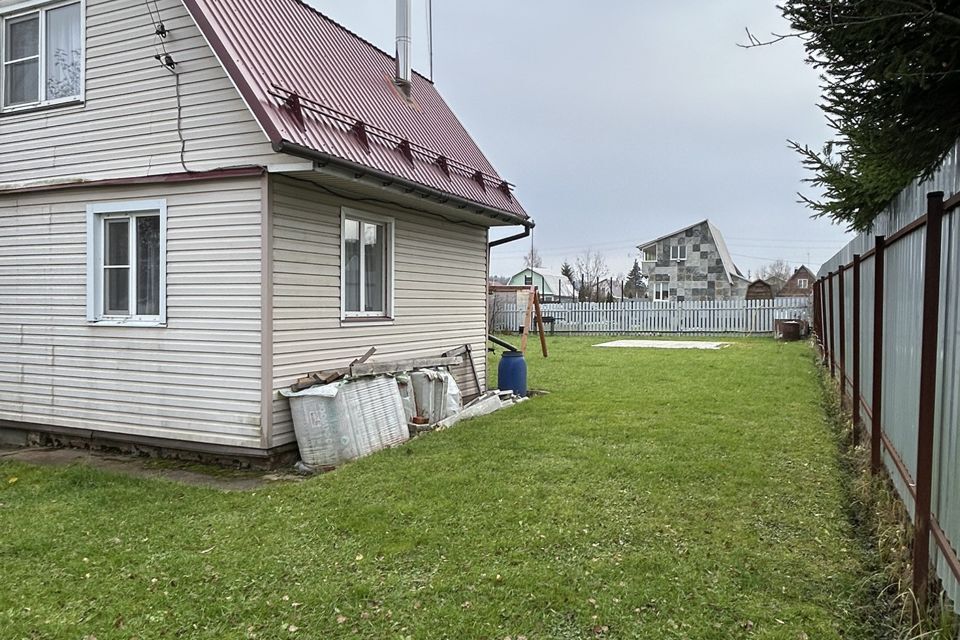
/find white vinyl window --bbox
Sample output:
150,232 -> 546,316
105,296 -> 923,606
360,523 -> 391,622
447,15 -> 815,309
341,208 -> 394,320
1,0 -> 83,111
670,245 -> 687,262
642,246 -> 656,262
86,200 -> 166,325
655,282 -> 669,301
797,278 -> 808,289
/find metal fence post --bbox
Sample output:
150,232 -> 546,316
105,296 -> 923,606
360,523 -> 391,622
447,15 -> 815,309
812,279 -> 821,354
913,191 -> 945,613
820,276 -> 828,364
828,272 -> 836,378
871,236 -> 885,476
838,265 -> 847,398
852,254 -> 861,444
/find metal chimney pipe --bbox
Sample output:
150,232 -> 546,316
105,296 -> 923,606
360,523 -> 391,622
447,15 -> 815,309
395,0 -> 412,89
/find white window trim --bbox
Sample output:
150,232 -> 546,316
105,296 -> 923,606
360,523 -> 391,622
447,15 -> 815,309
86,199 -> 167,326
0,0 -> 85,114
340,207 -> 395,323
654,282 -> 669,301
670,245 -> 687,262
797,278 -> 808,289
642,246 -> 656,262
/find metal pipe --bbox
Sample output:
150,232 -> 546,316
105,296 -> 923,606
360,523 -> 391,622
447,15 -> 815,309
395,0 -> 412,88
488,225 -> 531,248
871,235 -> 885,475
487,334 -> 518,352
913,191 -> 945,613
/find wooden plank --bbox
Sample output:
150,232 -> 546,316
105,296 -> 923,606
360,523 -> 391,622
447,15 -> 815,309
519,288 -> 534,354
350,356 -> 463,377
533,292 -> 549,357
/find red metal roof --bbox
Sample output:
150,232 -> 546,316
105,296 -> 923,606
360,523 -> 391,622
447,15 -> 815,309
183,0 -> 528,223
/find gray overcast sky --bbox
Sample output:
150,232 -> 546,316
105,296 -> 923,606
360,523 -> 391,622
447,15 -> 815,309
308,1 -> 851,279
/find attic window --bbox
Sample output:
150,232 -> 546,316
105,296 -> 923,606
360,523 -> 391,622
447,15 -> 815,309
1,0 -> 83,111
670,245 -> 687,262
797,278 -> 808,289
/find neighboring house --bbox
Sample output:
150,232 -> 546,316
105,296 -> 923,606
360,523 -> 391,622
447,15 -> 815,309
777,266 -> 816,297
637,219 -> 750,301
745,279 -> 774,300
507,268 -> 574,301
0,0 -> 532,463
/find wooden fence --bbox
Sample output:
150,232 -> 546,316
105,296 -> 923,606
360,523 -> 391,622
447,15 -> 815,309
814,189 -> 960,613
490,297 -> 811,335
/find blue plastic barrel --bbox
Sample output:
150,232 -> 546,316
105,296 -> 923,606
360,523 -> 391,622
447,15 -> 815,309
498,351 -> 527,397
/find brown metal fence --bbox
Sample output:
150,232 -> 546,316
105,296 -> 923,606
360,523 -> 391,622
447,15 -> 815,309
813,190 -> 960,612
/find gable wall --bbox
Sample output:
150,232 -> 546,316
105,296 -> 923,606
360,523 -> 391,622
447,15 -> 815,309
777,267 -> 815,297
642,222 -> 745,301
0,0 -> 282,187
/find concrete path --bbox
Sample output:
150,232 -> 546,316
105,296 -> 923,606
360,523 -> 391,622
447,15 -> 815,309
0,447 -> 302,491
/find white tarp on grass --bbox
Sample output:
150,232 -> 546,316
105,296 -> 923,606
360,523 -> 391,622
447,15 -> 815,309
593,340 -> 730,350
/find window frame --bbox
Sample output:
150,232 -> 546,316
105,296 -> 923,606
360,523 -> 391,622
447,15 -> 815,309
797,278 -> 808,289
86,199 -> 167,326
642,245 -> 656,262
0,0 -> 85,114
670,244 -> 687,262
340,207 -> 395,323
654,282 -> 669,301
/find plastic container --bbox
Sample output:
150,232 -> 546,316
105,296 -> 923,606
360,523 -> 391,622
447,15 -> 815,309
498,351 -> 527,397
280,377 -> 409,468
410,369 -> 462,424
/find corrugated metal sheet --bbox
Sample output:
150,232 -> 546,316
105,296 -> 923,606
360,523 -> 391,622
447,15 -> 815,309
880,231 -> 925,513
843,266 -> 854,396
933,210 -> 960,606
816,141 -> 960,612
857,253 -> 875,422
183,0 -> 528,222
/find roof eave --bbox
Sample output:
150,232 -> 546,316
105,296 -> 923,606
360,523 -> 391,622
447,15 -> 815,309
275,139 -> 533,229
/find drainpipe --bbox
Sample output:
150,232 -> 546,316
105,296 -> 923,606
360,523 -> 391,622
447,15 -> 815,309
488,225 -> 532,248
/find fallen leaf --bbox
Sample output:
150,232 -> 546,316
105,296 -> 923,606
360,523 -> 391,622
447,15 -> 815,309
7,477 -> 17,485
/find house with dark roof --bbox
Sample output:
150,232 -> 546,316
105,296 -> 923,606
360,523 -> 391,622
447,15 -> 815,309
776,266 -> 815,297
637,220 -> 749,301
0,0 -> 532,462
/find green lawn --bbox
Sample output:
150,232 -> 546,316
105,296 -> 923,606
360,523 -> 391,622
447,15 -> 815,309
0,338 -> 877,639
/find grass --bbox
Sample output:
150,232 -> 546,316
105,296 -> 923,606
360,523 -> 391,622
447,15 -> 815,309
0,337 -> 882,639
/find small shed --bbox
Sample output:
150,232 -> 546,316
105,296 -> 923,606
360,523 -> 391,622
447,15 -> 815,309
745,279 -> 774,300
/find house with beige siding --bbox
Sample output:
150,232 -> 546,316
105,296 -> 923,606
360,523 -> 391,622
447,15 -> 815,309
0,0 -> 532,463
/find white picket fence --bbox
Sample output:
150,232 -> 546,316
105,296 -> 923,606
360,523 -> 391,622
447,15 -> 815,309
491,297 -> 812,335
